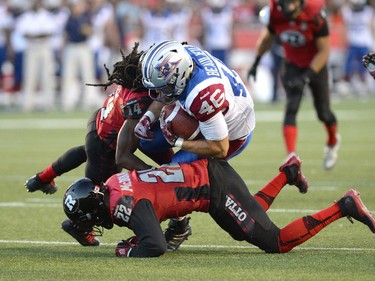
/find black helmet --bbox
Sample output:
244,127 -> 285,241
277,0 -> 305,19
63,178 -> 107,227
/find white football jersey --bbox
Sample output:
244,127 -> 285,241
177,45 -> 255,141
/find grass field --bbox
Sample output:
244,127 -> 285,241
0,96 -> 374,281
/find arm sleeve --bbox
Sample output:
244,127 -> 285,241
127,199 -> 168,257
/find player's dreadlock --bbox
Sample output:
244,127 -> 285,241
86,42 -> 146,92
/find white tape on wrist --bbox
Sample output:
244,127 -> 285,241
144,111 -> 155,123
174,138 -> 184,148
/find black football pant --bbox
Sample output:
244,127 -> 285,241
207,159 -> 280,253
52,110 -> 121,185
281,61 -> 337,127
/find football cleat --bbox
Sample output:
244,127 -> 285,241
323,134 -> 341,170
61,219 -> 100,246
164,217 -> 192,251
337,189 -> 375,233
279,155 -> 309,194
25,173 -> 58,195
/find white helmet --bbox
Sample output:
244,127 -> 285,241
141,41 -> 193,103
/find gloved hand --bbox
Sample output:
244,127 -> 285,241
362,53 -> 375,79
286,68 -> 316,92
115,236 -> 138,257
247,56 -> 262,81
134,112 -> 155,140
160,111 -> 184,147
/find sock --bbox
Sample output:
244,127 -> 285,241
38,164 -> 58,183
278,203 -> 342,253
283,125 -> 297,154
254,172 -> 288,211
324,123 -> 337,146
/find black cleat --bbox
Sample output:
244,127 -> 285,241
61,219 -> 100,246
279,155 -> 309,194
25,173 -> 58,194
337,189 -> 375,233
164,217 -> 192,251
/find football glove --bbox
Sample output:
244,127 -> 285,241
362,53 -> 375,79
115,236 -> 139,257
286,68 -> 316,92
160,112 -> 184,147
247,56 -> 261,81
134,113 -> 154,140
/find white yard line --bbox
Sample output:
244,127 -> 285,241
0,239 -> 373,251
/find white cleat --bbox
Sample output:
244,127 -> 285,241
323,134 -> 341,170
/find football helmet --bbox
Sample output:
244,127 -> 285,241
63,178 -> 109,228
277,0 -> 305,19
141,40 -> 193,104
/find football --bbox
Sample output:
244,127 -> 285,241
160,102 -> 201,140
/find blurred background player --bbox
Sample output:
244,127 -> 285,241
17,0 -> 56,112
339,0 -> 375,97
248,0 -> 341,170
60,0 -> 100,111
198,0 -> 234,66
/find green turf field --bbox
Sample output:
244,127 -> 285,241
1,96 -> 374,281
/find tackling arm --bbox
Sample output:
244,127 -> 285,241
116,119 -> 153,170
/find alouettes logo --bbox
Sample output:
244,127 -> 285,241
155,54 -> 182,80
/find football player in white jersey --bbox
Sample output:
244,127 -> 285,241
135,40 -> 256,164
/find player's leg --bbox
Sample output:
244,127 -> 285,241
281,62 -> 304,157
207,159 -> 280,251
253,155 -> 308,211
25,145 -> 87,194
309,66 -> 340,170
277,188 -> 375,253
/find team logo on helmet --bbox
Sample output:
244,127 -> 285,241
155,55 -> 182,81
63,192 -> 79,214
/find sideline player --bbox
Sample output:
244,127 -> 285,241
62,155 -> 374,257
247,0 -> 340,170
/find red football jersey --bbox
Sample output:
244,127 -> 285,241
96,86 -> 151,150
105,159 -> 211,227
269,0 -> 329,67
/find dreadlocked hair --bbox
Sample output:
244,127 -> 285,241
86,42 -> 147,92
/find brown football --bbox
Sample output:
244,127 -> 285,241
160,102 -> 201,140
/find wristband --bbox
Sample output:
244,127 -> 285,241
174,138 -> 184,148
144,111 -> 155,123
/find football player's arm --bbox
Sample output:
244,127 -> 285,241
116,119 -> 153,170
179,112 -> 229,159
254,27 -> 275,58
309,35 -> 330,73
127,199 -> 168,257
